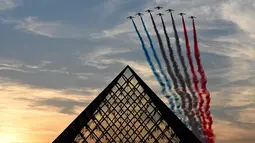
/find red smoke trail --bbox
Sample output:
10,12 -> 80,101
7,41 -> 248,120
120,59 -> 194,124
181,16 -> 199,98
192,19 -> 207,94
192,18 -> 215,143
181,15 -> 207,138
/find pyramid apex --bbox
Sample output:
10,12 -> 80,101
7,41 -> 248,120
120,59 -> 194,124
124,64 -> 131,69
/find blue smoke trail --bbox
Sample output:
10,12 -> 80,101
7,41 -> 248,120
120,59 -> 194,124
139,15 -> 190,127
131,19 -> 166,94
139,16 -> 171,91
131,18 -> 189,127
138,16 -> 176,110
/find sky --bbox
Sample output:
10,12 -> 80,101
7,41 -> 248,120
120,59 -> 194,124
0,0 -> 255,142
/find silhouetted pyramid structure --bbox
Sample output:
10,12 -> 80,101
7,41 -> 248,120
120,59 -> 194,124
53,66 -> 200,143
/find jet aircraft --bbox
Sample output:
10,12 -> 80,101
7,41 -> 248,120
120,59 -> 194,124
189,16 -> 196,19
155,6 -> 163,10
127,16 -> 135,19
136,12 -> 144,16
145,9 -> 153,13
166,9 -> 174,12
178,12 -> 186,16
157,13 -> 164,16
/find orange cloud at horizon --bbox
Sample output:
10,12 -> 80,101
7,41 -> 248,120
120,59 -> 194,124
0,81 -> 94,143
214,120 -> 255,143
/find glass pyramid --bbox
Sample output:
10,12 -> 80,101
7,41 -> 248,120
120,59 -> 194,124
53,66 -> 200,143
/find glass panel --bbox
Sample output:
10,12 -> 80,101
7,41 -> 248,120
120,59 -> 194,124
72,71 -> 181,143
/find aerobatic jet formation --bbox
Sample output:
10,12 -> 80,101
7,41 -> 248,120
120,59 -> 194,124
127,6 -> 216,143
128,8 -> 188,19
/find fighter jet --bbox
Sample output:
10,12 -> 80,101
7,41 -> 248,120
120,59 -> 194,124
178,12 -> 186,16
145,9 -> 153,13
127,16 -> 135,19
157,13 -> 164,16
155,6 -> 163,10
189,16 -> 196,19
135,12 -> 144,16
166,9 -> 174,12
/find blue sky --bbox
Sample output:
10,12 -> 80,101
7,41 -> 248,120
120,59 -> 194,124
0,0 -> 255,142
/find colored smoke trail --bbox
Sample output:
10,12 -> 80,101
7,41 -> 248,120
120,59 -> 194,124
148,13 -> 178,90
131,19 -> 177,114
138,15 -> 177,111
147,13 -> 187,124
192,19 -> 207,94
139,15 -> 172,95
169,12 -> 187,92
160,15 -> 185,101
192,18 -> 215,143
168,11 -> 197,126
169,11 -> 205,141
131,19 -> 166,94
181,15 -> 205,141
160,14 -> 196,130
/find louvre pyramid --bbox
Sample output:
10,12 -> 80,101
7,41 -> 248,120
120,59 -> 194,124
53,66 -> 200,143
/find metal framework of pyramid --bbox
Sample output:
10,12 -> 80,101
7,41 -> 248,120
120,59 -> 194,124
53,66 -> 200,143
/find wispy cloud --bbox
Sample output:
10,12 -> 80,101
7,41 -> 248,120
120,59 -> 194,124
0,59 -> 94,81
0,80 -> 94,142
213,119 -> 255,143
29,97 -> 90,115
90,15 -> 165,40
221,0 -> 255,38
0,59 -> 52,73
0,79 -> 98,109
238,108 -> 255,124
91,0 -> 130,21
90,21 -> 134,39
1,16 -> 88,38
99,0 -> 128,17
0,0 -> 20,11
79,47 -> 133,69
